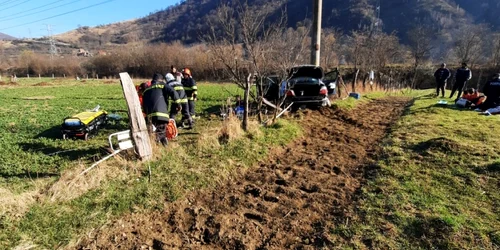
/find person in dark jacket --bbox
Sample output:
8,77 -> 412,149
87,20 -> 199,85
181,68 -> 198,119
165,73 -> 193,129
476,73 -> 500,111
142,73 -> 180,144
434,63 -> 451,98
450,62 -> 472,101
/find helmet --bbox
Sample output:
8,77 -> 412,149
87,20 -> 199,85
152,73 -> 164,81
165,73 -> 175,82
183,68 -> 191,76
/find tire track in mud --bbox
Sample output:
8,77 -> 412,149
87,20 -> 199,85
78,97 -> 411,250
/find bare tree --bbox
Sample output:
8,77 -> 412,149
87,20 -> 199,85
321,28 -> 342,69
204,1 -> 300,130
454,24 -> 487,68
407,25 -> 434,88
366,32 -> 403,90
345,30 -> 370,92
492,33 -> 500,70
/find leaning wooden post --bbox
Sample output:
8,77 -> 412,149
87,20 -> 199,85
119,72 -> 153,161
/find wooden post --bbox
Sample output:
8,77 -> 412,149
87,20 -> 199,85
119,72 -> 152,161
39,74 -> 41,80
242,73 -> 252,131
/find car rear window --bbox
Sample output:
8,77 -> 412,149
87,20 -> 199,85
288,77 -> 319,85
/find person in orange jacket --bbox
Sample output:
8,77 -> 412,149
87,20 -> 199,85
136,81 -> 151,117
462,88 -> 486,107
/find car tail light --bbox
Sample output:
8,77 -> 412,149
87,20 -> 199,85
319,87 -> 327,95
286,90 -> 295,97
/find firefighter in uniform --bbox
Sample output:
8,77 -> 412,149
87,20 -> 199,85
142,73 -> 180,144
165,73 -> 193,129
181,68 -> 198,120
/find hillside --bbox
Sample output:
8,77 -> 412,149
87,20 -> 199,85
0,32 -> 16,41
54,0 -> 499,48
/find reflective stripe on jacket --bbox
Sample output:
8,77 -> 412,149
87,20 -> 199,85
143,80 -> 179,122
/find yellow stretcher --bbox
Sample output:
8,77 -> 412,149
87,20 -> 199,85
61,110 -> 108,140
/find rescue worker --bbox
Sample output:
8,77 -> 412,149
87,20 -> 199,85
181,68 -> 198,119
142,73 -> 181,145
450,62 -> 472,101
165,73 -> 193,129
476,73 -> 500,111
434,63 -> 451,98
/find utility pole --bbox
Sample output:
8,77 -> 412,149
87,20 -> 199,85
311,0 -> 322,66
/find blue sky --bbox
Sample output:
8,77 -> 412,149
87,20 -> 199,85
0,0 -> 180,38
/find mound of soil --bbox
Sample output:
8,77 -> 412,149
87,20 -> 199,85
410,137 -> 462,154
0,81 -> 18,86
78,98 -> 410,249
34,82 -> 52,86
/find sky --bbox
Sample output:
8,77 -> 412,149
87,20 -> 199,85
0,0 -> 180,38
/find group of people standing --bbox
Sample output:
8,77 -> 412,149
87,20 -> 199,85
138,66 -> 198,144
434,63 -> 500,114
434,62 -> 473,100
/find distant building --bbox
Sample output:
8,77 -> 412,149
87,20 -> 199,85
76,48 -> 92,57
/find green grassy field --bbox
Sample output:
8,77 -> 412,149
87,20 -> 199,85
2,78 -> 499,249
0,78 -> 300,249
0,78 -> 243,178
338,94 -> 500,249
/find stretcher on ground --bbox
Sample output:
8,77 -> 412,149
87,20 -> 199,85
61,109 -> 108,140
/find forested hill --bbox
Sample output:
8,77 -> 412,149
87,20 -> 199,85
56,0 -> 499,46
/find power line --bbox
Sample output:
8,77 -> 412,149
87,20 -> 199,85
0,0 -> 82,22
0,0 -> 32,11
0,0 -> 21,7
0,0 -> 116,31
0,0 -> 67,21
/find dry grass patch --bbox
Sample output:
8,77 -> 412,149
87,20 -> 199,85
0,179 -> 50,219
21,96 -> 55,100
217,115 -> 244,144
44,159 -> 137,203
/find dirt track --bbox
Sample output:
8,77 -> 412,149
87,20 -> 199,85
78,98 -> 410,249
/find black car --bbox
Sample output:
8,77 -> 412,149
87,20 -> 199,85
282,65 -> 331,108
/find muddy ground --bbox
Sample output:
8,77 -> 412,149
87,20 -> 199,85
78,98 -> 410,250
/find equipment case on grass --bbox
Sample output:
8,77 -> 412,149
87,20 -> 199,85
61,110 -> 108,140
